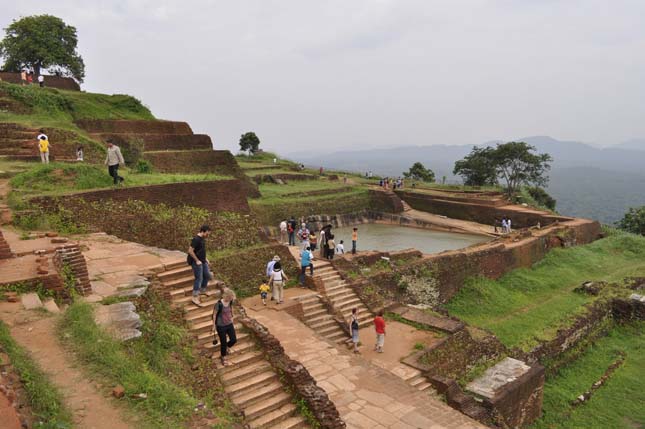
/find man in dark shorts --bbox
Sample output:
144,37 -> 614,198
187,225 -> 212,306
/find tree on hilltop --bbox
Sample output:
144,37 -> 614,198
403,162 -> 435,182
617,206 -> 645,236
239,132 -> 260,155
0,15 -> 85,82
454,142 -> 552,196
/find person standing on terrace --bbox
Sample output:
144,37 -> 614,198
288,216 -> 297,246
105,139 -> 125,185
187,225 -> 212,306
279,219 -> 288,244
37,130 -> 50,164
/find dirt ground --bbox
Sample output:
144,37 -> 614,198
0,301 -> 135,429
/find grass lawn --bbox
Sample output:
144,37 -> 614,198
531,322 -> 645,429
446,232 -> 645,350
9,162 -> 231,201
257,180 -> 355,199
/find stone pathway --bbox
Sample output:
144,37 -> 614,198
252,309 -> 485,429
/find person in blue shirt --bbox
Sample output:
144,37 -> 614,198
299,246 -> 314,286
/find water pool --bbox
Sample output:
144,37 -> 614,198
328,223 -> 489,255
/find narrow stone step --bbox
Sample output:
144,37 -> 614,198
332,296 -> 361,308
165,275 -> 195,291
309,318 -> 337,331
416,382 -> 432,391
211,338 -> 255,358
221,360 -> 272,385
326,289 -> 354,300
318,324 -> 342,336
327,331 -> 348,342
324,283 -> 348,294
231,380 -> 284,409
266,415 -> 307,429
163,260 -> 188,271
225,370 -> 277,397
306,313 -> 332,325
304,308 -> 327,319
158,265 -> 193,280
219,349 -> 264,369
245,392 -> 293,422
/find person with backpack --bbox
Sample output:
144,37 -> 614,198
288,216 -> 297,246
349,307 -> 360,354
187,225 -> 212,306
299,246 -> 314,286
212,288 -> 237,366
269,261 -> 288,304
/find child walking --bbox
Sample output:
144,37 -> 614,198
373,310 -> 386,353
259,282 -> 270,306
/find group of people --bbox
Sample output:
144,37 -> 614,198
279,217 -> 359,258
379,177 -> 404,190
20,70 -> 45,87
35,130 -> 85,164
494,216 -> 513,234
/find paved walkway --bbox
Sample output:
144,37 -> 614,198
252,310 -> 485,429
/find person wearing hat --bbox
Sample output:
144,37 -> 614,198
266,255 -> 280,301
269,261 -> 288,304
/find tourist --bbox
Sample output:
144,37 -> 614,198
20,70 -> 27,85
27,72 -> 33,85
299,246 -> 314,286
38,74 -> 44,87
326,234 -> 336,260
493,218 -> 500,233
309,231 -> 317,252
319,228 -> 326,258
279,219 -> 288,244
369,171 -> 373,179
269,262 -> 288,304
259,282 -> 270,306
352,227 -> 358,254
105,139 -> 125,185
349,308 -> 360,353
288,216 -> 297,246
265,255 -> 280,277
336,240 -> 345,255
212,288 -> 237,366
297,223 -> 310,250
507,217 -> 512,233
501,217 -> 508,234
76,146 -> 84,162
373,310 -> 386,353
37,130 -> 50,164
187,225 -> 212,306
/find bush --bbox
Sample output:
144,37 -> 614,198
617,206 -> 645,236
135,159 -> 153,174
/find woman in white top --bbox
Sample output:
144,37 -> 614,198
269,262 -> 289,304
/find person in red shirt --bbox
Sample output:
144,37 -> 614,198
373,310 -> 386,353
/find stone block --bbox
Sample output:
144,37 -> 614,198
21,292 -> 43,310
116,286 -> 147,298
43,299 -> 61,314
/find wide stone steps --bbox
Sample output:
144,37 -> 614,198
232,379 -> 285,409
306,313 -> 333,326
211,338 -> 255,359
158,265 -> 193,281
225,370 -> 278,397
245,392 -> 292,421
221,360 -> 273,385
308,318 -> 337,331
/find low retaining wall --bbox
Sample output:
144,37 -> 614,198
75,119 -> 192,135
238,309 -> 345,429
397,190 -> 571,228
90,133 -> 213,151
143,150 -> 248,178
0,72 -> 80,90
31,179 -> 251,214
0,230 -> 13,259
53,245 -> 92,296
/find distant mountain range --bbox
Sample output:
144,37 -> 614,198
285,136 -> 645,224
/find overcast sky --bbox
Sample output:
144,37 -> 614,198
3,1 -> 645,153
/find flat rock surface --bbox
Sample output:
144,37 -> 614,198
94,302 -> 141,340
21,292 -> 42,310
466,357 -> 531,399
391,305 -> 464,333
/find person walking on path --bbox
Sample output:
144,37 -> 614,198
105,140 -> 125,185
309,231 -> 317,252
37,130 -> 50,164
269,262 -> 288,304
326,234 -> 336,260
279,219 -> 288,244
187,225 -> 212,306
299,246 -> 314,286
349,308 -> 360,353
373,310 -> 386,353
212,288 -> 237,366
288,216 -> 297,246
351,227 -> 358,254
76,146 -> 84,162
297,223 -> 310,250
266,255 -> 280,301
259,283 -> 270,306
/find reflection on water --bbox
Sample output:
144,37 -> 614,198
329,223 -> 489,254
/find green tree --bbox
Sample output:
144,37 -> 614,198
527,186 -> 557,210
403,162 -> 435,182
617,206 -> 645,236
453,146 -> 498,186
492,142 -> 552,196
0,15 -> 85,82
239,131 -> 260,155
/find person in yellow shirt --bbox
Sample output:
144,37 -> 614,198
37,130 -> 50,164
259,283 -> 271,306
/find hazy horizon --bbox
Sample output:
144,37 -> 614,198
3,1 -> 645,153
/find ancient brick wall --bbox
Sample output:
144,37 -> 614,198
239,311 -> 346,429
31,179 -> 252,214
75,119 -> 193,134
397,190 -> 571,228
368,190 -> 405,213
0,72 -> 80,90
143,150 -> 247,178
53,245 -> 92,296
0,230 -> 13,259
90,133 -> 213,152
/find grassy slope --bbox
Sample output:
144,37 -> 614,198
446,232 -> 645,350
0,321 -> 73,429
531,322 -> 645,429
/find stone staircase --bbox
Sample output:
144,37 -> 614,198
401,199 -> 413,212
157,261 -> 308,429
403,369 -> 435,393
0,123 -> 77,162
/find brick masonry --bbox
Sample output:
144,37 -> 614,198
143,150 -> 248,179
0,230 -> 13,259
89,133 -> 213,151
75,119 -> 193,134
53,245 -> 92,296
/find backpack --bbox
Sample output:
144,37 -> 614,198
212,299 -> 233,325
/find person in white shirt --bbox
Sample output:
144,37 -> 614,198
336,240 -> 345,255
279,220 -> 288,244
104,140 -> 125,185
38,74 -> 45,87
